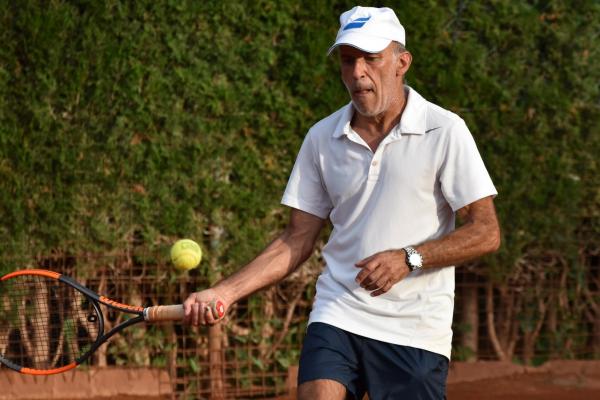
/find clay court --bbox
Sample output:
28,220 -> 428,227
448,375 -> 600,400
446,361 -> 600,400
4,360 -> 600,399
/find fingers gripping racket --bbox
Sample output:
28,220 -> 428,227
0,269 -> 224,375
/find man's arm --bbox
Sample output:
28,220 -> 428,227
417,195 -> 500,267
355,196 -> 500,296
183,208 -> 325,325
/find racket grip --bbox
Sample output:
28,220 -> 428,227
144,304 -> 185,322
144,301 -> 225,322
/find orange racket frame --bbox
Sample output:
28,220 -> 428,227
0,269 -> 224,375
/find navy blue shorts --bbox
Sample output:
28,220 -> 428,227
298,322 -> 448,400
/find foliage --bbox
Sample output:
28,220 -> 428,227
0,0 -> 598,379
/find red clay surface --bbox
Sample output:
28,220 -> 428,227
30,398 -> 168,400
447,372 -> 600,399
446,360 -> 600,400
24,378 -> 600,400
13,361 -> 600,400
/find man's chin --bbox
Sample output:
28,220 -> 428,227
352,101 -> 380,117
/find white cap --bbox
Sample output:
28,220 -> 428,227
328,6 -> 405,55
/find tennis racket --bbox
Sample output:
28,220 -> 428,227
0,269 -> 224,375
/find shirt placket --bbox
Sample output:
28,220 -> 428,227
368,133 -> 402,182
368,149 -> 382,182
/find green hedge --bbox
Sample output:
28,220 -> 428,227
1,0 -> 598,280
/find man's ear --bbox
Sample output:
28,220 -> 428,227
396,51 -> 412,77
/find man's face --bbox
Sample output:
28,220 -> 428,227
339,44 -> 408,118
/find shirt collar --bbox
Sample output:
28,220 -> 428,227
332,104 -> 354,138
332,86 -> 428,139
397,86 -> 427,135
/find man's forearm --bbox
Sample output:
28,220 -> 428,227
212,210 -> 325,305
416,219 -> 500,268
355,196 -> 500,296
214,234 -> 309,305
416,196 -> 500,269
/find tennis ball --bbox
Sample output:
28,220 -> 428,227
170,239 -> 202,271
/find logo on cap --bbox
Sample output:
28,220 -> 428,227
343,16 -> 371,31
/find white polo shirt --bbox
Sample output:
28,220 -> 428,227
281,86 -> 497,359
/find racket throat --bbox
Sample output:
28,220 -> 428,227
100,315 -> 145,343
0,354 -> 23,373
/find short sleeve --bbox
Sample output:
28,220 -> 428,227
439,120 -> 498,211
281,132 -> 333,219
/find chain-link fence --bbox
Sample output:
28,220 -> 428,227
1,250 -> 599,399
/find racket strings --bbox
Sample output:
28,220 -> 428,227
0,275 -> 101,370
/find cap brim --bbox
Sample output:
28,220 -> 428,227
327,33 -> 391,55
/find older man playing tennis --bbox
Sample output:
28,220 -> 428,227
184,6 -> 500,399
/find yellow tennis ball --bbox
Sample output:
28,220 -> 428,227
170,239 -> 202,271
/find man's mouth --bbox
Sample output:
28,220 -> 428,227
353,88 -> 373,96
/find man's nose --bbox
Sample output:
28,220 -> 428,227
351,58 -> 367,79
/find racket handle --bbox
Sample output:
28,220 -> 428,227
144,304 -> 185,321
144,301 -> 225,322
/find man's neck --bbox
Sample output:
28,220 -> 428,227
351,86 -> 409,151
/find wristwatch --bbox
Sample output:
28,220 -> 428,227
403,246 -> 423,272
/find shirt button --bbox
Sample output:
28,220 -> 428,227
372,160 -> 378,166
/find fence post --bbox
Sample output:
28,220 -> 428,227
209,323 -> 225,399
461,285 -> 479,362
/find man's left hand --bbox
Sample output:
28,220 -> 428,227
355,250 -> 411,296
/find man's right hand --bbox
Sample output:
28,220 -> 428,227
183,288 -> 228,326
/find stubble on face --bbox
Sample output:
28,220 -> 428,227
340,44 -> 402,119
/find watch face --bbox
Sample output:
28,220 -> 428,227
409,253 -> 423,267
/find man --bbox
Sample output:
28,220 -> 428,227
184,6 -> 500,400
